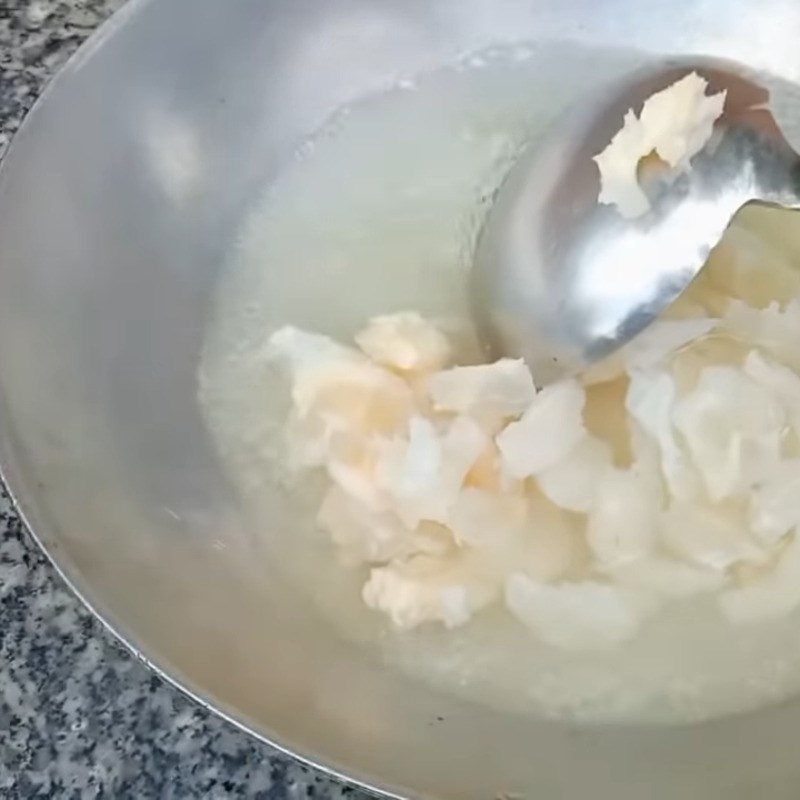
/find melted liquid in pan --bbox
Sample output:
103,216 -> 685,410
200,45 -> 800,723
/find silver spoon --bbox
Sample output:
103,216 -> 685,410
473,61 -> 800,385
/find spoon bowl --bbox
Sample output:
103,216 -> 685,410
474,62 -> 800,385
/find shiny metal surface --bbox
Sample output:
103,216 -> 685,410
475,63 -> 800,384
3,1 -> 800,798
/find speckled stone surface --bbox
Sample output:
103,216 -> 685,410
0,2 -> 370,797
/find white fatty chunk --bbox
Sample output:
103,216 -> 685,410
748,459 -> 800,546
363,554 -> 498,629
496,379 -> 586,478
672,366 -> 785,502
536,434 -> 613,513
505,573 -> 655,650
355,311 -> 451,372
273,310 -> 800,642
446,489 -> 577,585
660,504 -> 766,572
266,325 -> 414,431
427,358 -> 536,419
742,349 -> 800,432
266,326 -> 365,412
593,72 -> 726,218
317,485 -> 418,566
721,299 -> 800,372
586,466 -> 660,567
448,486 -> 528,549
608,556 -> 725,599
520,493 -> 582,582
375,415 -> 487,529
626,369 -> 701,501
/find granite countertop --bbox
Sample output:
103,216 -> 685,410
0,2 -> 367,797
